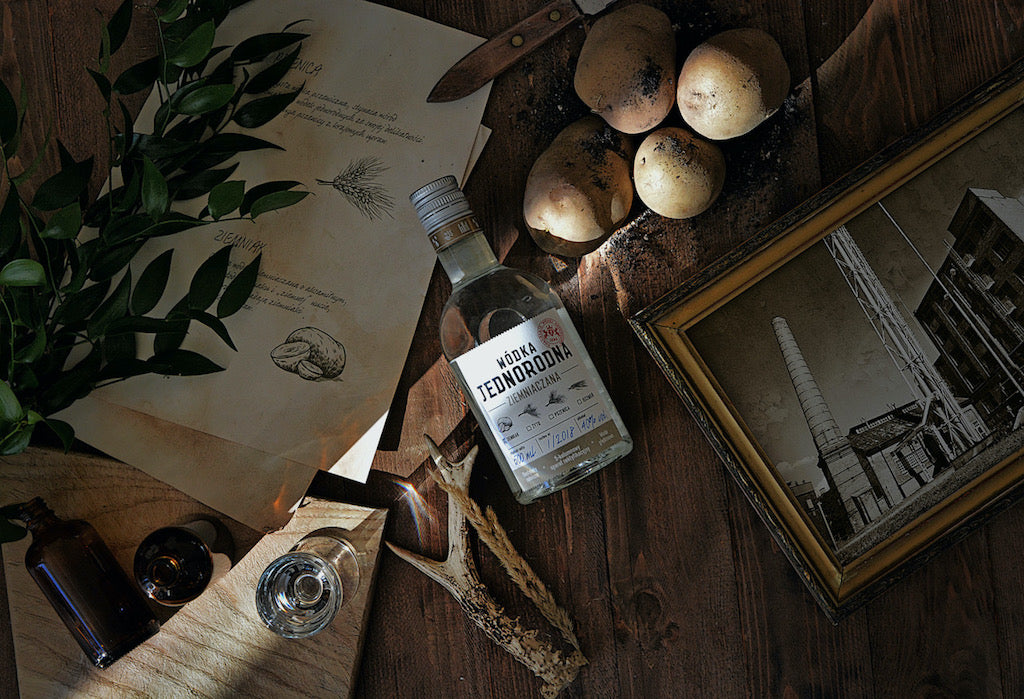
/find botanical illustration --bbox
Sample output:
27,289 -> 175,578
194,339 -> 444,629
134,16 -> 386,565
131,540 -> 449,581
317,157 -> 394,220
270,326 -> 346,381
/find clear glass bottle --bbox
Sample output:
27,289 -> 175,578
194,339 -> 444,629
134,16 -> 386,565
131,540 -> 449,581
254,527 -> 361,639
13,498 -> 160,668
410,175 -> 633,504
134,517 -> 234,606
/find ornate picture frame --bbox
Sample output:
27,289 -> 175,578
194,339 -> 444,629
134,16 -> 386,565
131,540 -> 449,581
631,58 -> 1024,621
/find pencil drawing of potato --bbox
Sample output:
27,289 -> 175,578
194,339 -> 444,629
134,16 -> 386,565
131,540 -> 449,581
270,341 -> 311,372
271,327 -> 346,381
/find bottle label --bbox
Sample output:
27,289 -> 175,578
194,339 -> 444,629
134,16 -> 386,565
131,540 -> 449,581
452,308 -> 625,491
427,214 -> 482,252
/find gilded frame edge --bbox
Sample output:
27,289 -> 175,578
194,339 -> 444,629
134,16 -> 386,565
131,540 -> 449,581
630,58 -> 1024,622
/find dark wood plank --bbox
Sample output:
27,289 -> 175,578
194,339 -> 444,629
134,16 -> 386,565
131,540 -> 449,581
5,0 -> 1024,696
987,504 -> 1024,694
866,528 -> 1005,696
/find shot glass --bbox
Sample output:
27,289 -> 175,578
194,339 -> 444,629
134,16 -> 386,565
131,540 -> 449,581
254,527 -> 361,639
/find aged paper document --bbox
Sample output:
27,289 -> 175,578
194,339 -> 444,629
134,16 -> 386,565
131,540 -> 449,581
60,0 -> 491,531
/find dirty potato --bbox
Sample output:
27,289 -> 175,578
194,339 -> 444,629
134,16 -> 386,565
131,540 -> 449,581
633,126 -> 725,219
676,27 -> 790,140
523,115 -> 634,256
573,4 -> 676,134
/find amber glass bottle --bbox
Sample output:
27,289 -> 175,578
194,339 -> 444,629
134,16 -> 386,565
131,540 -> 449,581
134,518 -> 234,606
15,498 -> 160,668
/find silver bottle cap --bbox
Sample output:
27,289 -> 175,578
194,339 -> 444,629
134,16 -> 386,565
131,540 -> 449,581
409,176 -> 472,233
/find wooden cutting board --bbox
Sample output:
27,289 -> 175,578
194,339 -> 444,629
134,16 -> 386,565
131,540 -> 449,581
0,448 -> 386,698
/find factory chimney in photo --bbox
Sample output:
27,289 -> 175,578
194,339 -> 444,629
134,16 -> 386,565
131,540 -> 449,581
772,316 -> 877,535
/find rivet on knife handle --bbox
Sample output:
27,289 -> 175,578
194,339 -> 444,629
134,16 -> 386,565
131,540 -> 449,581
427,0 -> 582,103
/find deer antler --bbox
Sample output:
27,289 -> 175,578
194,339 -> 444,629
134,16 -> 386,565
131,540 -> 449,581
387,436 -> 587,698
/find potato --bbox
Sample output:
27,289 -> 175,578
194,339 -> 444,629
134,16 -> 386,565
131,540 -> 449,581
676,28 -> 790,140
633,126 -> 725,219
573,4 -> 676,134
523,115 -> 634,256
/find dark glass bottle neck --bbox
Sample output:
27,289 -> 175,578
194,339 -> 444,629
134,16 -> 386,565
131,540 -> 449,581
16,497 -> 60,531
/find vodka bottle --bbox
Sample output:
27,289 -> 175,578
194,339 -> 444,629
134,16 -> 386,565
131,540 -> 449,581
410,176 -> 632,504
13,498 -> 160,668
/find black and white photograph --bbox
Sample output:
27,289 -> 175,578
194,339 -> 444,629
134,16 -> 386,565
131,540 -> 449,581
687,105 -> 1024,563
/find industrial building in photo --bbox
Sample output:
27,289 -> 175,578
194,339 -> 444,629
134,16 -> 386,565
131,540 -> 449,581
776,187 -> 1024,547
915,188 -> 1024,435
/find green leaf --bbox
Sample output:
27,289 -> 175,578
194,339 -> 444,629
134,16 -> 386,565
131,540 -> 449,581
188,245 -> 231,310
131,249 -> 173,315
139,213 -> 203,239
175,83 -> 235,116
87,270 -> 132,338
39,350 -> 101,414
0,189 -> 21,255
40,202 -> 82,240
56,279 -> 110,323
156,0 -> 189,22
88,68 -> 112,103
217,252 -> 259,317
112,56 -> 160,95
197,132 -> 284,157
239,180 -> 302,215
190,310 -> 235,350
0,381 -> 22,422
97,22 -> 112,76
232,88 -> 302,129
245,45 -> 299,94
0,424 -> 32,456
230,31 -> 308,63
208,180 -> 244,219
102,213 -> 151,246
32,157 -> 93,211
250,189 -> 309,218
154,297 -> 189,354
0,259 -> 46,287
107,315 -> 179,335
43,418 -> 75,452
0,78 -> 19,145
167,20 -> 216,68
147,349 -> 223,376
102,325 -> 137,362
170,164 -> 237,201
97,357 -> 150,380
89,240 -> 144,281
14,327 -> 46,364
106,0 -> 133,55
141,156 -> 169,219
134,134 -> 195,160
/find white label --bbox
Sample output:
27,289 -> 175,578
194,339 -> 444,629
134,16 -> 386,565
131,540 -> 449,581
452,308 -> 623,490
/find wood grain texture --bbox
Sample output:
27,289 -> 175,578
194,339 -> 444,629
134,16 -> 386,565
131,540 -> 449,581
4,0 -> 1024,697
1,450 -> 385,698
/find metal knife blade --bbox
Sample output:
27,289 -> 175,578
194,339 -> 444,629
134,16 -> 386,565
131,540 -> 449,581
427,0 -> 616,103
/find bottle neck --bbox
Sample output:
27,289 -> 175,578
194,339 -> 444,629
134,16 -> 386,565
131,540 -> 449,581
436,230 -> 500,287
16,497 -> 60,532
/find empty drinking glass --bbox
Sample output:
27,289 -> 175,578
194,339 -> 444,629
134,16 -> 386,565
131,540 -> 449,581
255,527 -> 361,639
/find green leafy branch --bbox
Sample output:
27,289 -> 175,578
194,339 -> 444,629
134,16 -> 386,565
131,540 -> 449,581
0,0 -> 311,457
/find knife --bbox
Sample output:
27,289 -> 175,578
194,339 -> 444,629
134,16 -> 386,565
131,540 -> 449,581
427,0 -> 616,103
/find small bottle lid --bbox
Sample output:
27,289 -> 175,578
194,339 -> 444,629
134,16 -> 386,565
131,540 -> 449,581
409,175 -> 472,233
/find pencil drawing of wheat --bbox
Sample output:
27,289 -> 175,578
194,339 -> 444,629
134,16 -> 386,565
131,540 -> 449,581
317,157 -> 394,220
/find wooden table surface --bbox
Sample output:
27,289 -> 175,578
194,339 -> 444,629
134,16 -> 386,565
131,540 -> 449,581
4,0 -> 1024,696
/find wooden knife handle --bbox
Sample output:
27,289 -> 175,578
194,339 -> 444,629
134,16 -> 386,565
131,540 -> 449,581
428,0 -> 582,103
